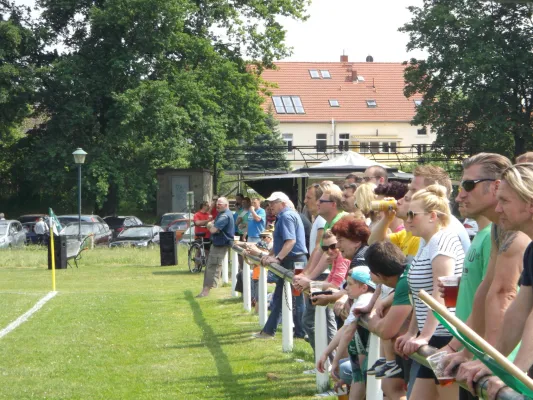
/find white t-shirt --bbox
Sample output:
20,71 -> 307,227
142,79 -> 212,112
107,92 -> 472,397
408,229 -> 464,336
309,215 -> 326,255
345,292 -> 374,325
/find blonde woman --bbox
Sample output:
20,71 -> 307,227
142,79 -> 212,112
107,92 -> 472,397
354,182 -> 378,227
395,184 -> 464,400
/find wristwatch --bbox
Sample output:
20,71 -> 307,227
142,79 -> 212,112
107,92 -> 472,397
276,256 -> 283,263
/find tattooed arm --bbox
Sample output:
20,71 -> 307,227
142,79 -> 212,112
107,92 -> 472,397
482,225 -> 529,345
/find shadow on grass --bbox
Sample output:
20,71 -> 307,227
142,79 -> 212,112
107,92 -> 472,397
152,270 -> 192,276
184,290 -> 246,395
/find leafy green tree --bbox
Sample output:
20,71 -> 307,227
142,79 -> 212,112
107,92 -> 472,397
245,109 -> 290,170
6,0 -> 308,215
401,1 -> 533,158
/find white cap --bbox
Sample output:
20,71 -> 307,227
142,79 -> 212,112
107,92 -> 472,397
266,191 -> 291,203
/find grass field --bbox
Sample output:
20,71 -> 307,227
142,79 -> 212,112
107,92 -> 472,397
0,246 -> 320,399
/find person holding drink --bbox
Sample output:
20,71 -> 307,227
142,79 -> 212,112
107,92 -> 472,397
394,184 -> 464,400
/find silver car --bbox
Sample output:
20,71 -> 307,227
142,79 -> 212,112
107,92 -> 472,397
0,220 -> 26,249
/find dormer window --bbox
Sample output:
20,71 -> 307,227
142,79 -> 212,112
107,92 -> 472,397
309,70 -> 320,79
321,70 -> 331,79
357,75 -> 365,82
366,100 -> 377,108
329,100 -> 340,107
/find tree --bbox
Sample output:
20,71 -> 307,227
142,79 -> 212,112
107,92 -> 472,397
3,0 -> 309,215
401,1 -> 533,158
244,110 -> 290,171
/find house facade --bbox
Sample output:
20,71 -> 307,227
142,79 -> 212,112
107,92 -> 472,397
260,55 -> 434,169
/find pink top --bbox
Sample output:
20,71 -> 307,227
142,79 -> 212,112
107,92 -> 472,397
393,224 -> 405,233
327,253 -> 351,288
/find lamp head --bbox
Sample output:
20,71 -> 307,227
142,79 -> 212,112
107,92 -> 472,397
72,148 -> 87,165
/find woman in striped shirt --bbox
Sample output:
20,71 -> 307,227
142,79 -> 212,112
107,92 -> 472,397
395,184 -> 464,400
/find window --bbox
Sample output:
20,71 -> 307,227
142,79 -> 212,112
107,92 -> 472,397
416,144 -> 428,155
309,70 -> 320,79
321,70 -> 331,79
316,133 -> 327,153
381,142 -> 397,153
282,133 -> 293,152
357,75 -> 365,82
338,133 -> 349,151
359,141 -> 396,153
272,96 -> 305,114
414,99 -> 422,107
417,126 -> 427,135
366,100 -> 377,108
329,99 -> 340,107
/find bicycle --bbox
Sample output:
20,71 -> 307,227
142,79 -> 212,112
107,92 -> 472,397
188,232 -> 209,273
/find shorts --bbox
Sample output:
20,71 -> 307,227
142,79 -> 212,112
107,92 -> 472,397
416,335 -> 452,383
395,354 -> 412,384
349,352 -> 367,383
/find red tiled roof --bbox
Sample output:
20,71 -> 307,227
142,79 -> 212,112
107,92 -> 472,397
260,61 -> 418,122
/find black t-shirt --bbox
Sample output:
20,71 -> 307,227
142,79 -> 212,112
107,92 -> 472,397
521,242 -> 533,286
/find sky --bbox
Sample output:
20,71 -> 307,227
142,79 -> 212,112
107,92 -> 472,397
14,0 -> 427,63
278,0 -> 427,63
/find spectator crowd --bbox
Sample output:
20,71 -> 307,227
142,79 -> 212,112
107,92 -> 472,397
192,152 -> 533,400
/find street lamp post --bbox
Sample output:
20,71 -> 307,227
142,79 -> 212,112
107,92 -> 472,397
72,148 -> 87,242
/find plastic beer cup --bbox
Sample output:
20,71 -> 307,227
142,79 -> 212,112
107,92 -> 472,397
439,276 -> 460,307
427,351 -> 455,386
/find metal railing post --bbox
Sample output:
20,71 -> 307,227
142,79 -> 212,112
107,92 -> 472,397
282,280 -> 293,352
258,266 -> 268,326
314,305 -> 329,392
231,249 -> 238,297
242,259 -> 251,311
366,333 -> 383,400
222,251 -> 229,284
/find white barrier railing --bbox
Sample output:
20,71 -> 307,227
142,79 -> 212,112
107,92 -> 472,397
229,245 -> 526,400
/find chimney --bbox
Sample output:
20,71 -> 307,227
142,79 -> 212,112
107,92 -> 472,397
352,70 -> 358,82
340,54 -> 348,62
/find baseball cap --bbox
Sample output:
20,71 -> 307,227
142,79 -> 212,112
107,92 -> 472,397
259,227 -> 274,238
350,266 -> 376,289
266,191 -> 291,203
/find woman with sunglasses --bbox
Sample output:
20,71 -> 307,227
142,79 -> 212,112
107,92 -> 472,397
311,230 -> 350,293
396,184 -> 464,400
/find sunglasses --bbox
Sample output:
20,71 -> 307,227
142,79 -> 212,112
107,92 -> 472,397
460,178 -> 496,192
406,210 -> 429,220
318,199 -> 335,204
321,243 -> 337,252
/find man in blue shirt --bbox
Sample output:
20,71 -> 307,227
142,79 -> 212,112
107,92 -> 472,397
254,191 -> 308,338
247,197 -> 266,244
197,197 -> 235,298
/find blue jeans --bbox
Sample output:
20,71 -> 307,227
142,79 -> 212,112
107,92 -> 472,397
262,255 -> 307,336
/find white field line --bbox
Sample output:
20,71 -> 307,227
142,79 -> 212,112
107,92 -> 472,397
0,291 -> 57,339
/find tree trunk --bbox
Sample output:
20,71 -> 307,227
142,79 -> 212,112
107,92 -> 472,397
98,182 -> 119,216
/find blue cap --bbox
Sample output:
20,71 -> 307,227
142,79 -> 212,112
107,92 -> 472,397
350,266 -> 376,289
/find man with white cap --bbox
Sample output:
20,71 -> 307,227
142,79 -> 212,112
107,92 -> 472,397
253,191 -> 308,339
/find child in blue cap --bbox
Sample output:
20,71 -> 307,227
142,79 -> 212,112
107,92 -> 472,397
316,266 -> 376,398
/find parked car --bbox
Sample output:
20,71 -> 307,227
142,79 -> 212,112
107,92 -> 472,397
463,218 -> 479,239
17,214 -> 49,224
178,226 -> 196,246
22,222 -> 38,244
60,222 -> 113,246
109,225 -> 163,248
0,220 -> 26,249
58,214 -> 108,227
166,218 -> 193,241
157,213 -> 193,230
103,216 -> 143,238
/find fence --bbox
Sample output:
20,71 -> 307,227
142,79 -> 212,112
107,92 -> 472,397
228,245 -> 526,400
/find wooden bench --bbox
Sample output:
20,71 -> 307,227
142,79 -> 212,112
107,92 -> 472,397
66,235 -> 92,268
